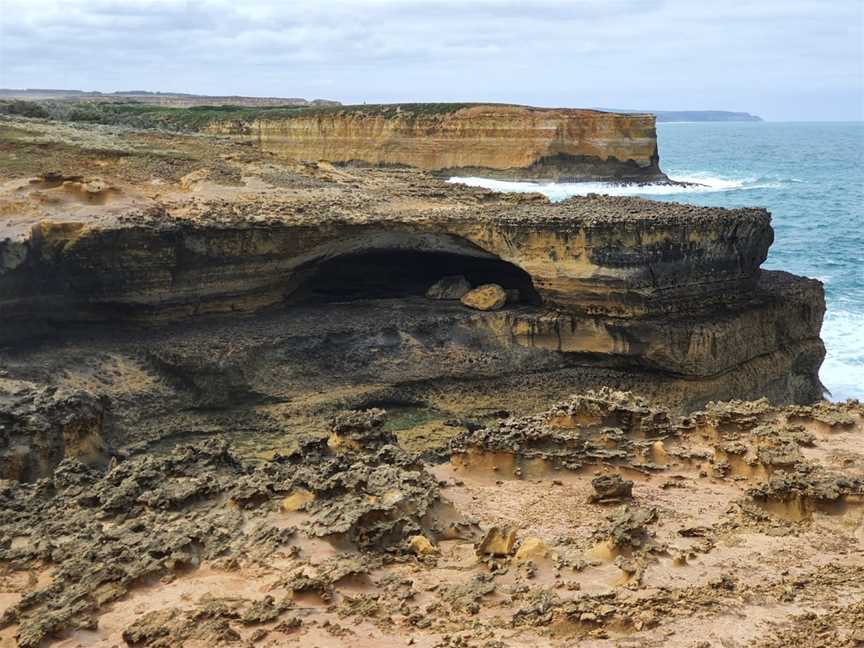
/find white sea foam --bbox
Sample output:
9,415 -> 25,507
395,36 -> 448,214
820,309 -> 864,401
447,173 -> 780,202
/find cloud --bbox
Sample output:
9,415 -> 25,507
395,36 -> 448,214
0,0 -> 861,119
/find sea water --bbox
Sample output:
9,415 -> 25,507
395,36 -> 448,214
449,122 -> 864,400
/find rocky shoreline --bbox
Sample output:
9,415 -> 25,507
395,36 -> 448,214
0,113 -> 858,648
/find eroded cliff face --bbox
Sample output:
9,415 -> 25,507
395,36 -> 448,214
204,105 -> 665,182
0,118 -> 826,480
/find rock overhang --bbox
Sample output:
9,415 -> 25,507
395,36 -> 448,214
0,121 -> 824,408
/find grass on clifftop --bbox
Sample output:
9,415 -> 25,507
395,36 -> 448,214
0,100 -> 509,132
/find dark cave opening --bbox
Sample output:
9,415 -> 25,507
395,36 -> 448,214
288,249 -> 540,305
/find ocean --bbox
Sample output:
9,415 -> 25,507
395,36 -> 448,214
449,122 -> 864,401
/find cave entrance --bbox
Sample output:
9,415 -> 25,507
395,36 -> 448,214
288,249 -> 540,305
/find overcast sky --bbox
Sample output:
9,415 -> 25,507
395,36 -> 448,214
1,0 -> 862,120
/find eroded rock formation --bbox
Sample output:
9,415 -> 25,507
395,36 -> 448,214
204,104 -> 666,182
0,116 -> 825,480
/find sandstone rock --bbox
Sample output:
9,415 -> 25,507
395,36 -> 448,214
514,537 -> 550,562
280,488 -> 315,512
461,284 -> 507,311
426,275 -> 472,300
180,168 -> 211,190
476,526 -> 517,556
204,104 -> 668,183
0,119 -> 827,416
408,534 -> 437,555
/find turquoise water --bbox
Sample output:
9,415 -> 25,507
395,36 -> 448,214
449,122 -> 864,400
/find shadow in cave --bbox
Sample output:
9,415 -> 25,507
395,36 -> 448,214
287,249 -> 541,305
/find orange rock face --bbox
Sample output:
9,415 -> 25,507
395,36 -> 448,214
205,104 -> 665,182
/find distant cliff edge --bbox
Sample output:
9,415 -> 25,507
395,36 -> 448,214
0,88 -> 341,108
0,98 -> 668,182
600,108 -> 763,122
204,104 -> 668,183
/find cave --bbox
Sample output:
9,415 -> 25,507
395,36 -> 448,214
288,249 -> 540,304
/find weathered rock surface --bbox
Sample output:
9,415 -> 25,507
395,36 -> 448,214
0,171 -> 825,415
0,117 -> 827,478
0,382 -> 107,481
204,104 -> 667,182
0,409 -> 466,646
0,389 -> 861,647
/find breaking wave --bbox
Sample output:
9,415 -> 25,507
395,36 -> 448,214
820,309 -> 864,402
447,173 -> 783,202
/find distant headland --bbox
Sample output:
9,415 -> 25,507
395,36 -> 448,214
600,108 -> 763,122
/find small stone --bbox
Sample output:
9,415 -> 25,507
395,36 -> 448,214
408,534 -> 437,555
460,284 -> 507,311
426,275 -> 472,300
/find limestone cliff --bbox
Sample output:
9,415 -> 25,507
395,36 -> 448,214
0,177 -> 823,409
0,119 -> 826,479
204,104 -> 666,182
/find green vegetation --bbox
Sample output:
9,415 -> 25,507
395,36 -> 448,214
0,100 -> 514,133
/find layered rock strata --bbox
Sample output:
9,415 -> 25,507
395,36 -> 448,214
204,104 -> 666,182
0,188 -> 825,401
0,118 -> 826,478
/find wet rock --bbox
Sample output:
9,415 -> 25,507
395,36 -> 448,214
426,275 -> 472,300
460,284 -> 507,311
590,474 -> 634,503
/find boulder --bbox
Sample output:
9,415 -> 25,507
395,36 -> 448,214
426,275 -> 472,300
461,284 -> 507,311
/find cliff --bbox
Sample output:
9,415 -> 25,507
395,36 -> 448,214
0,117 -> 825,481
204,104 -> 666,182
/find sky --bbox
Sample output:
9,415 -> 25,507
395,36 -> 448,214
1,0 -> 862,121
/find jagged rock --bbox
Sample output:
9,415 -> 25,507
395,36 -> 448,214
476,526 -> 517,556
0,414 -> 461,646
602,506 -> 659,549
450,389 -> 671,471
460,284 -> 507,311
0,382 -> 108,481
590,474 -> 634,503
426,275 -> 472,300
